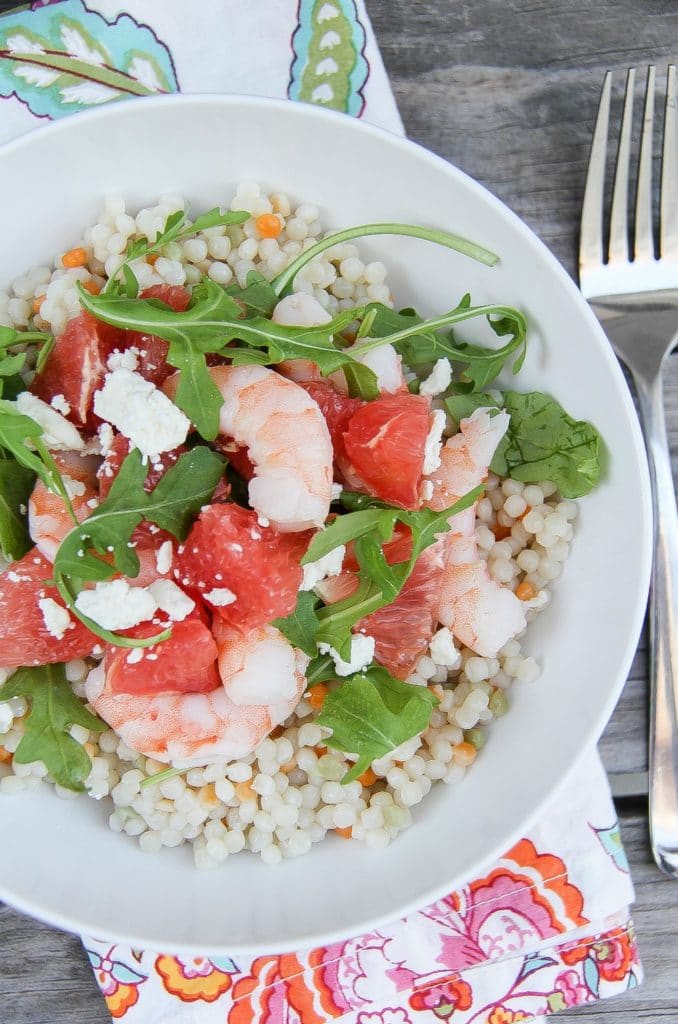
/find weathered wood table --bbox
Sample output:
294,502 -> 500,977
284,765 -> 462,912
1,1 -> 677,1020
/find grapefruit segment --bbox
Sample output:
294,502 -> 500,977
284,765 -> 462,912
129,285 -> 191,386
176,504 -> 311,629
0,550 -> 100,667
106,604 -> 220,696
342,393 -> 430,509
358,546 -> 444,679
31,311 -> 124,429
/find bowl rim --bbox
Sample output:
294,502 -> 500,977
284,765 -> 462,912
0,92 -> 654,955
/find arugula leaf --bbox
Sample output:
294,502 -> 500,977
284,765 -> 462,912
316,577 -> 385,657
302,508 -> 400,564
316,666 -> 438,782
53,446 -> 225,646
227,270 -> 278,318
0,326 -> 55,379
310,489 -> 481,657
79,280 -> 378,431
272,591 -> 322,657
0,400 -> 74,517
0,664 -> 105,792
0,458 -> 34,559
490,391 -> 603,498
353,297 -> 528,391
305,653 -> 337,686
108,208 -> 250,297
272,223 -> 499,296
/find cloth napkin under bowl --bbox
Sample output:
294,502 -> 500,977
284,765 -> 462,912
0,2 -> 642,1021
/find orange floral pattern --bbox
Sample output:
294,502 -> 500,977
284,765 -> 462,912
156,954 -> 238,1002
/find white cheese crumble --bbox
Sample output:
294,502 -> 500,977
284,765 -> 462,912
420,480 -> 434,502
300,544 -> 346,592
331,482 -> 343,501
98,422 -> 115,457
428,627 -> 462,669
49,393 -> 71,416
107,346 -> 140,372
420,357 -> 452,397
155,540 -> 173,576
422,408 -> 447,475
126,648 -> 144,665
93,368 -> 190,459
74,579 -> 157,631
318,633 -> 375,676
62,474 -> 86,500
147,579 -> 194,622
38,597 -> 72,640
16,392 -> 84,452
204,587 -> 237,607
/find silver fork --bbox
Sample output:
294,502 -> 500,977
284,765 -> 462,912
580,66 -> 678,876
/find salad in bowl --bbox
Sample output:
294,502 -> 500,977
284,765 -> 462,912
0,181 -> 602,868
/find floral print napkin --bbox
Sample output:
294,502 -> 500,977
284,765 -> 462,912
84,751 -> 640,1023
0,3 -> 641,1022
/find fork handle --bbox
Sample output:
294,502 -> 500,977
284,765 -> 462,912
636,371 -> 678,876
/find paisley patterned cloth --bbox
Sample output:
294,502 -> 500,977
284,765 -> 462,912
0,3 -> 640,1021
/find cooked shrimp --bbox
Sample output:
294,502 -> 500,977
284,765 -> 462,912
208,364 -> 333,532
425,408 -> 526,657
272,293 -> 405,394
28,451 -> 99,562
85,622 -> 308,767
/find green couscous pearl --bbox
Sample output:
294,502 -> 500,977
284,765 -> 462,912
463,728 -> 487,750
489,689 -> 509,717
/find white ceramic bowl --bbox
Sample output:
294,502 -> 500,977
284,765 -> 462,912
0,95 -> 652,955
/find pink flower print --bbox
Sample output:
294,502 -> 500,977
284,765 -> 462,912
174,956 -> 215,979
357,1009 -> 413,1024
554,968 -> 593,1007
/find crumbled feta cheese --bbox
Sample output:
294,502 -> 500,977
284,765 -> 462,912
0,700 -> 14,732
107,346 -> 139,372
62,474 -> 86,500
98,422 -> 115,456
318,634 -> 375,676
420,357 -> 452,397
331,482 -> 343,501
16,392 -> 84,452
50,394 -> 71,416
525,589 -> 550,612
420,480 -> 434,502
155,540 -> 173,575
86,498 -> 99,510
204,587 -> 237,607
300,544 -> 346,592
147,579 -> 194,622
93,368 -> 190,458
429,627 -> 461,669
126,648 -> 144,665
38,598 -> 72,640
74,579 -> 157,631
422,408 -> 447,475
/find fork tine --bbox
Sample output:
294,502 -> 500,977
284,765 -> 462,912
609,69 -> 635,262
660,64 -> 678,258
580,71 -> 612,274
635,66 -> 656,262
